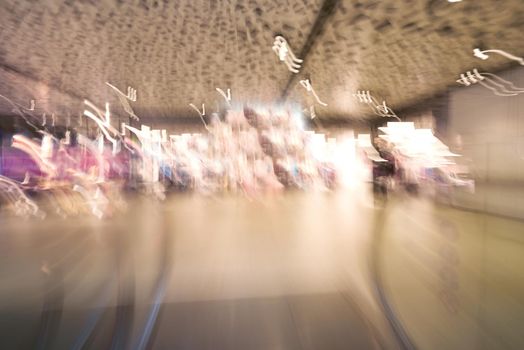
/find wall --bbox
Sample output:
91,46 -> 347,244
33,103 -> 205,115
445,66 -> 524,219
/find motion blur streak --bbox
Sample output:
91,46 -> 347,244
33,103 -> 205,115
0,0 -> 523,348
134,213 -> 173,350
71,269 -> 116,350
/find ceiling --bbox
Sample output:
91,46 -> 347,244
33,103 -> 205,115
0,0 -> 522,124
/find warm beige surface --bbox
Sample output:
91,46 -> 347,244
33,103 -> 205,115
0,189 -> 391,349
379,195 -> 524,350
1,189 -> 523,348
0,190 -> 377,307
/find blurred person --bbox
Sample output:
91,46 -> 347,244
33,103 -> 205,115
373,137 -> 395,198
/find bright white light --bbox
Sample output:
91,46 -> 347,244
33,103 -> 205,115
299,79 -> 327,106
105,102 -> 110,126
353,90 -> 399,119
272,36 -> 303,73
216,88 -> 232,104
472,48 -> 524,65
457,69 -> 523,96
377,123 -> 461,168
278,45 -> 288,61
83,101 -> 119,154
106,82 -> 139,121
473,48 -> 488,60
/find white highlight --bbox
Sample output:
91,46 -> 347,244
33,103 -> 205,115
216,88 -> 232,104
378,122 -> 460,167
299,79 -> 328,106
83,100 -> 119,153
353,90 -> 400,120
473,48 -> 524,65
457,68 -> 524,96
105,102 -> 111,126
106,82 -> 140,121
189,103 -> 209,131
309,105 -> 316,119
272,36 -> 303,73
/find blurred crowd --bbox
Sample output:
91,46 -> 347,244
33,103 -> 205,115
0,106 -> 474,220
0,106 -> 355,219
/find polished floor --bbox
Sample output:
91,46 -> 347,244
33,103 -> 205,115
0,187 -> 523,349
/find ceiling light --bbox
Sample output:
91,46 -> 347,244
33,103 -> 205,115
473,48 -> 524,65
272,36 -> 303,73
299,79 -> 328,106
457,68 -> 524,96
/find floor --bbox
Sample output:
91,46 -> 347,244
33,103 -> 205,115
0,187 -> 522,349
378,194 -> 524,350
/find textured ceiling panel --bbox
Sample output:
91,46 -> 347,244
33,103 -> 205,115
293,0 -> 524,119
0,0 -> 522,122
0,0 -> 322,120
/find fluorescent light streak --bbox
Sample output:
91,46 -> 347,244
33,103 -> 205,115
309,105 -> 316,119
457,68 -> 524,96
189,103 -> 209,131
377,122 -> 461,167
216,88 -> 232,105
473,48 -> 524,65
353,90 -> 400,120
299,79 -> 328,106
272,36 -> 303,73
105,102 -> 110,126
12,134 -> 58,177
106,82 -> 140,121
83,101 -> 119,154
